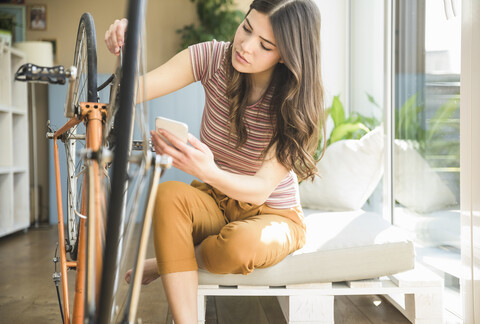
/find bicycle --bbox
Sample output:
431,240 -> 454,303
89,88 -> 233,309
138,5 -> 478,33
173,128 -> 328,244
15,0 -> 170,322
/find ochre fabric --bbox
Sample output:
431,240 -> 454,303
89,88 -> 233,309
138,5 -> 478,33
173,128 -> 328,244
152,180 -> 306,275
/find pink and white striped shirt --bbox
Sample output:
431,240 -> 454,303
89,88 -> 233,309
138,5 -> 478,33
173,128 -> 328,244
189,40 -> 300,209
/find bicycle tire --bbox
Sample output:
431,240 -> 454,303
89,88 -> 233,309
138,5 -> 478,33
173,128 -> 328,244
74,13 -> 98,104
97,0 -> 145,322
65,12 -> 98,261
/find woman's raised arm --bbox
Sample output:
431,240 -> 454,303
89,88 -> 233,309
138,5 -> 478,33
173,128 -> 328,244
105,19 -> 195,103
136,49 -> 195,103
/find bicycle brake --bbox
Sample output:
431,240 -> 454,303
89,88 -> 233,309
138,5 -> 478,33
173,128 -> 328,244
14,63 -> 70,85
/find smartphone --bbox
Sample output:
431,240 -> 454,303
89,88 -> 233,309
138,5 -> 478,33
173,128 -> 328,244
155,117 -> 189,146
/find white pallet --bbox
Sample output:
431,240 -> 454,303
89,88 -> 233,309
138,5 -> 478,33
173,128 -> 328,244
196,264 -> 443,323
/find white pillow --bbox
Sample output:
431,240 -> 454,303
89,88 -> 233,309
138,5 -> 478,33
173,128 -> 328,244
394,140 -> 457,213
299,127 -> 384,211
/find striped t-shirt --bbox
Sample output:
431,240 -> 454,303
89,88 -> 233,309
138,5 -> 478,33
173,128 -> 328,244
189,40 -> 300,209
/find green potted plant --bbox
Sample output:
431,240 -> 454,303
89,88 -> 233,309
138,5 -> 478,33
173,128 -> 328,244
315,94 -> 381,159
177,0 -> 244,50
0,12 -> 15,46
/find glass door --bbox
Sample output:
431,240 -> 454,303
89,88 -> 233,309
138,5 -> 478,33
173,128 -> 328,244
392,0 -> 461,319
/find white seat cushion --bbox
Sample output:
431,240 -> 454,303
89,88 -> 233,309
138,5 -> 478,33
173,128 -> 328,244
198,209 -> 414,286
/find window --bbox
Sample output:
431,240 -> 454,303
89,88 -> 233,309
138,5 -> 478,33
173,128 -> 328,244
393,0 -> 461,318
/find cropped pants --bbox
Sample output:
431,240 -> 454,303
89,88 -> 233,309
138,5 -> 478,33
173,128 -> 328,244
152,180 -> 306,275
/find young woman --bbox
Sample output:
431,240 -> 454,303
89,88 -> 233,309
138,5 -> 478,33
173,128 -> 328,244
105,0 -> 324,322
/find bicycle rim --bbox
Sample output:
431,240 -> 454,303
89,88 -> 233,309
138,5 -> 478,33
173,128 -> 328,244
97,0 -> 146,322
74,13 -> 97,104
66,12 -> 98,260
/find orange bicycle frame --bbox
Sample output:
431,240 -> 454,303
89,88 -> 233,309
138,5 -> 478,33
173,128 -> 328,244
52,103 -> 107,324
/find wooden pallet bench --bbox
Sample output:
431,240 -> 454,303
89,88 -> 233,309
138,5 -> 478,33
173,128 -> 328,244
197,264 -> 443,323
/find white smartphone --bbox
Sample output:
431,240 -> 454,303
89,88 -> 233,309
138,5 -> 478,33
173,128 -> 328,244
155,117 -> 189,145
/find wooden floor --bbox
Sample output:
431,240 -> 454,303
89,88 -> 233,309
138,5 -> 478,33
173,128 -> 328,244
0,225 -> 410,323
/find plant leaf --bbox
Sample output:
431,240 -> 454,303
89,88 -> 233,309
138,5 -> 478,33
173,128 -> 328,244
329,123 -> 370,144
366,92 -> 381,109
330,95 -> 345,128
397,93 -> 425,140
426,95 -> 460,142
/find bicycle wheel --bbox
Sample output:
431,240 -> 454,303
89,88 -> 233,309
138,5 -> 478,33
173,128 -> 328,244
97,0 -> 146,322
65,12 -> 98,260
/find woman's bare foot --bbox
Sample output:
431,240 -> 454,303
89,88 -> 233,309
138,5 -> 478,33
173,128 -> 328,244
124,258 -> 160,285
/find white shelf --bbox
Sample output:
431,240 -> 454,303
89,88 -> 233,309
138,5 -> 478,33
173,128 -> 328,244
13,172 -> 29,228
0,104 -> 9,113
0,46 -> 11,107
11,107 -> 26,115
12,114 -> 28,168
10,47 -> 25,57
0,167 -> 11,174
0,173 -> 13,235
0,111 -> 12,167
0,44 -> 29,237
10,167 -> 28,173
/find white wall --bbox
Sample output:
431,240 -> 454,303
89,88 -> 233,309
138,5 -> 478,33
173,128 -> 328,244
314,0 -> 348,108
350,0 -> 384,118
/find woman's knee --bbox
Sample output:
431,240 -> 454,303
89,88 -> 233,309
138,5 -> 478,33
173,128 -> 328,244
200,218 -> 302,275
200,228 -> 258,274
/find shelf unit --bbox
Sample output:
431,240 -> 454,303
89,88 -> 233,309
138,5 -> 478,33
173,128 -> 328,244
0,40 -> 30,237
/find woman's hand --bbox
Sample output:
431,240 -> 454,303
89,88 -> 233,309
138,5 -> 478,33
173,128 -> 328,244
150,130 -> 218,182
104,18 -> 128,56
151,130 -> 289,205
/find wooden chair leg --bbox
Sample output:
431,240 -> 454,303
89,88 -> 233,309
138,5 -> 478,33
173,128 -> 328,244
277,295 -> 334,324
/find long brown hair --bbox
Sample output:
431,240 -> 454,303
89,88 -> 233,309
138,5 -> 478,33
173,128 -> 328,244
225,0 -> 325,181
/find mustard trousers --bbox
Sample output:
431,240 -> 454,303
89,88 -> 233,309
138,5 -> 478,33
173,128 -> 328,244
152,180 -> 306,275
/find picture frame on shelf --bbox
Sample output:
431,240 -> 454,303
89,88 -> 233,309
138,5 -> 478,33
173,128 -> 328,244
28,4 -> 46,31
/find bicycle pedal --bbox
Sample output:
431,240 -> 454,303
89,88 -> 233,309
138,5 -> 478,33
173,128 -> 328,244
15,63 -> 69,85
